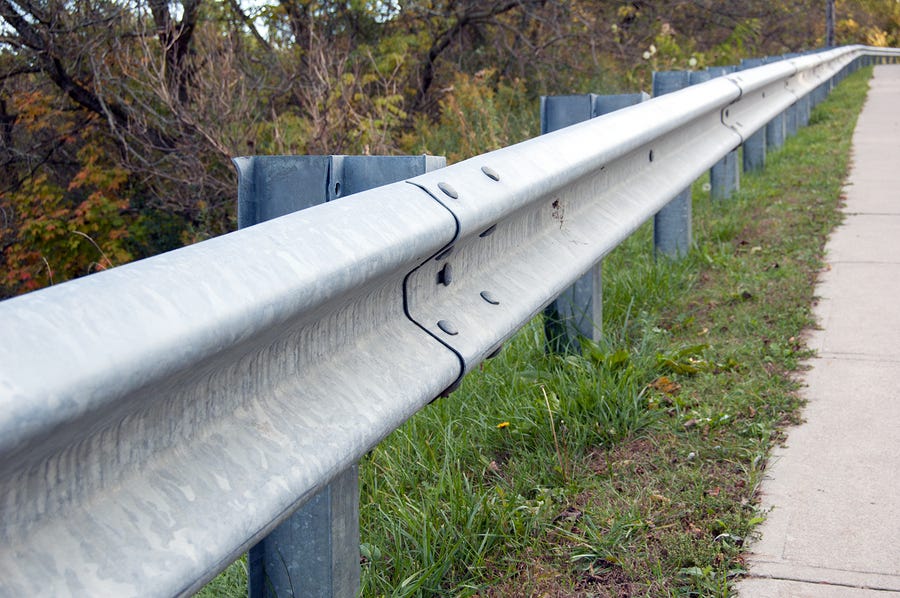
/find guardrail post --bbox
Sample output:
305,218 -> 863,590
766,110 -> 786,151
234,153 -> 445,598
828,68 -> 839,97
763,56 -> 787,152
784,98 -> 799,137
739,59 -> 767,173
705,66 -> 740,200
652,71 -> 693,255
810,76 -> 827,109
248,466 -> 360,598
798,92 -> 811,128
782,54 -> 803,138
539,92 -> 649,350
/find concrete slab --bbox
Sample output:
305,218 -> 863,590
748,358 -> 900,576
842,67 -> 900,216
826,214 -> 900,262
740,576 -> 900,597
839,182 -> 900,214
811,262 -> 900,359
740,64 -> 900,595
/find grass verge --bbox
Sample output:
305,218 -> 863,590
197,66 -> 871,597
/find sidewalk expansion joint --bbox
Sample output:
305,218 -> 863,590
743,572 -> 900,594
747,558 -> 900,593
828,260 -> 900,265
816,352 -> 900,363
842,212 -> 900,217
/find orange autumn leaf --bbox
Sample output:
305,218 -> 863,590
650,375 -> 681,395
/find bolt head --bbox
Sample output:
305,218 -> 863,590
481,166 -> 500,181
438,182 -> 459,199
480,291 -> 500,305
437,320 -> 459,335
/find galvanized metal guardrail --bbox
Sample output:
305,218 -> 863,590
1,45 -> 898,596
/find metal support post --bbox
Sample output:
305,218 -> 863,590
248,466 -> 359,598
689,70 -> 711,86
782,54 -> 802,139
739,59 -> 767,173
706,66 -> 740,199
539,92 -> 649,350
710,149 -> 740,201
742,127 -> 766,173
785,101 -> 799,138
652,71 -> 693,257
233,153 -> 446,598
739,58 -> 766,70
766,112 -> 786,151
235,154 -> 446,226
652,186 -> 692,256
812,82 -> 826,108
798,94 -> 811,128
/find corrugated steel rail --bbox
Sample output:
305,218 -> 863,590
1,45 -> 898,596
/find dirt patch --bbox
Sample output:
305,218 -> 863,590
587,437 -> 660,477
478,554 -> 638,598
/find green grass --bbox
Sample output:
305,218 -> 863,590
197,67 -> 872,597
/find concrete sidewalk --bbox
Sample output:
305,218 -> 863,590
737,65 -> 900,596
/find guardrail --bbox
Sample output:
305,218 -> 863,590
1,45 -> 898,597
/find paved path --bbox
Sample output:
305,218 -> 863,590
737,65 -> 900,596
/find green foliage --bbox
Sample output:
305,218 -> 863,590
837,0 -> 900,46
2,108 -> 137,293
0,91 -> 189,297
402,70 -> 537,163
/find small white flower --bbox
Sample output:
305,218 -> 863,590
649,44 -> 657,55
689,57 -> 698,67
611,23 -> 618,32
643,51 -> 651,60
